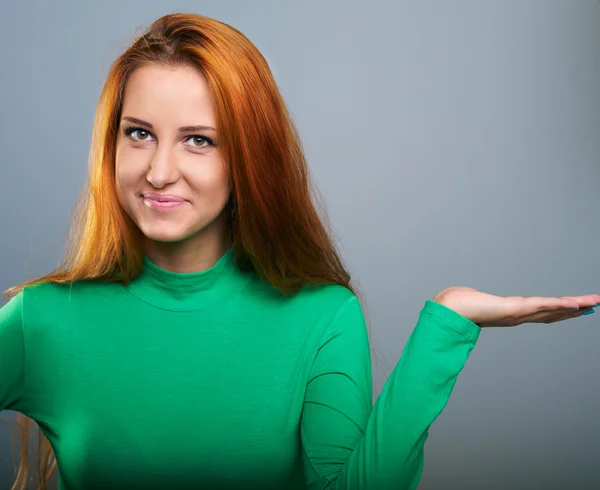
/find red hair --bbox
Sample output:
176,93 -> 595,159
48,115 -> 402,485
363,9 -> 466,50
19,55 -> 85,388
6,13 -> 354,490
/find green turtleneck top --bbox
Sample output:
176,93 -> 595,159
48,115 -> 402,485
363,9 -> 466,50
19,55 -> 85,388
0,249 -> 480,489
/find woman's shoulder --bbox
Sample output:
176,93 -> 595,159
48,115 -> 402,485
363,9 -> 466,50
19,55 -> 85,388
297,282 -> 357,307
249,278 -> 360,320
17,279 -> 124,311
23,277 -> 119,293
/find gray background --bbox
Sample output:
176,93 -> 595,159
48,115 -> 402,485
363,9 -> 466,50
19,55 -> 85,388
1,0 -> 599,489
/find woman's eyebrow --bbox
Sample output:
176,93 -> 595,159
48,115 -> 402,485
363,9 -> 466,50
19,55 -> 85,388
121,116 -> 216,132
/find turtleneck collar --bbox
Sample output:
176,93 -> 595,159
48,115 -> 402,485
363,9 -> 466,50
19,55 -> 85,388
124,248 -> 254,312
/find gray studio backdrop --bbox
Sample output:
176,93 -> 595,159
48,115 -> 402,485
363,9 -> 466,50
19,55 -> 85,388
1,1 -> 599,489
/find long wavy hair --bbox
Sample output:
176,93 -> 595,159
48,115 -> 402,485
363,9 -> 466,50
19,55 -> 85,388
5,12 -> 354,490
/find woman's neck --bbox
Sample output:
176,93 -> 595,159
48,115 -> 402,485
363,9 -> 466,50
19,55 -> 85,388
143,225 -> 231,274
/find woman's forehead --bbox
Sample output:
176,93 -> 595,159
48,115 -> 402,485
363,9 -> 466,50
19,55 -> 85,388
121,64 -> 215,128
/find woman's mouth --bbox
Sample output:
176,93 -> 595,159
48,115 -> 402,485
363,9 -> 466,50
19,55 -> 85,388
141,193 -> 188,210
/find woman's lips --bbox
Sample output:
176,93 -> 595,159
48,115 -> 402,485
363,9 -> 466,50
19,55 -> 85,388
141,193 -> 188,210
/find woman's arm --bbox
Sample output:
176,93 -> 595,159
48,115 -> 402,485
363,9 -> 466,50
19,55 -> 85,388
301,297 -> 480,489
0,292 -> 27,412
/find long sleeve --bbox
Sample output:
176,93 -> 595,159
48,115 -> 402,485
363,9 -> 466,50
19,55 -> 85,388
0,292 -> 26,412
301,297 -> 481,489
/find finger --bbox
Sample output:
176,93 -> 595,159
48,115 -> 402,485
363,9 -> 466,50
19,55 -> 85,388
550,308 -> 595,323
527,307 -> 594,324
563,294 -> 600,309
528,295 -> 600,311
522,296 -> 580,312
552,308 -> 592,322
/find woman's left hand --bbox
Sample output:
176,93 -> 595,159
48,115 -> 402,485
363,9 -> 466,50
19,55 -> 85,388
432,287 -> 600,328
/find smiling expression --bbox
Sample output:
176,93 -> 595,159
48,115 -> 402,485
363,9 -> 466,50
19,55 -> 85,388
115,63 -> 232,247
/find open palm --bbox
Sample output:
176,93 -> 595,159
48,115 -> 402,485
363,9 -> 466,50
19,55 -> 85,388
433,287 -> 600,328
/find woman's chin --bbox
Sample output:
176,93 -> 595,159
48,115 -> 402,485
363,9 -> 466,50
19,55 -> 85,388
140,226 -> 193,244
147,235 -> 186,244
136,216 -> 224,245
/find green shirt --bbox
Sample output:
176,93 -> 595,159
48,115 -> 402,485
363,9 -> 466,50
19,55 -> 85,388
0,249 -> 480,489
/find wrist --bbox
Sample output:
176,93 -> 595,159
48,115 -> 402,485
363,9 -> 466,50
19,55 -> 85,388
432,288 -> 452,309
432,289 -> 478,326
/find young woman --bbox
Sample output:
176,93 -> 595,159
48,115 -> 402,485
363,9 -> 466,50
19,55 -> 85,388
1,13 -> 597,490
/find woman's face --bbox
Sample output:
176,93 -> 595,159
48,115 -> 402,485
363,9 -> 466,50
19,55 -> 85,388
115,63 -> 231,248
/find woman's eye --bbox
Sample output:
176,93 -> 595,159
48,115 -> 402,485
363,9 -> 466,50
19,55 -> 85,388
122,127 -> 213,148
133,129 -> 151,141
188,136 -> 211,147
125,128 -> 153,141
